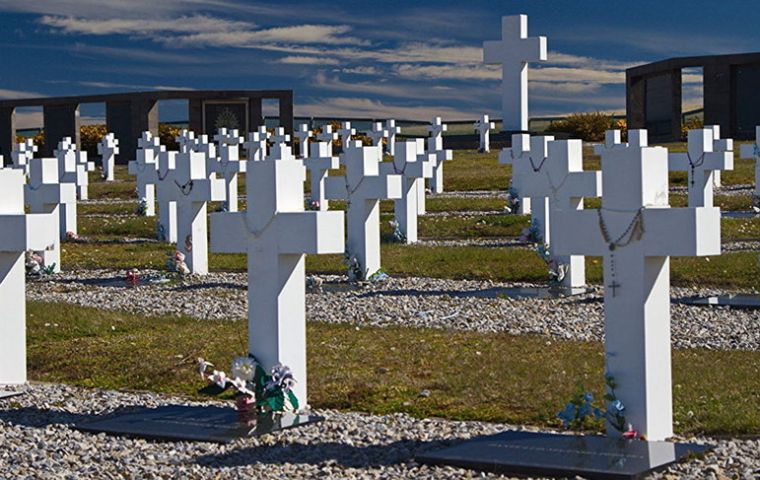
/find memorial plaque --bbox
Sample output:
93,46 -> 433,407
679,294 -> 760,309
203,101 -> 248,135
77,405 -> 324,443
416,431 -> 712,480
0,390 -> 24,400
496,286 -> 593,299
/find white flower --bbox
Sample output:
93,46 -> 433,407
230,377 -> 255,397
209,370 -> 228,389
230,356 -> 256,382
197,358 -> 214,378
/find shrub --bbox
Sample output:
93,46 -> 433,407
681,117 -> 704,141
15,131 -> 45,154
545,112 -> 620,142
80,124 -> 108,157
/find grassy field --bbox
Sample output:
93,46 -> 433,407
27,301 -> 760,436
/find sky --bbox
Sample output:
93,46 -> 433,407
1,0 -> 759,128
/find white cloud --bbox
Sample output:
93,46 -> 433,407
40,14 -> 250,36
277,56 -> 341,65
77,81 -> 195,91
394,64 -> 499,80
0,88 -> 44,99
338,66 -> 381,75
295,97 -> 477,121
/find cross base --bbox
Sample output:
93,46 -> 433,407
416,431 -> 713,480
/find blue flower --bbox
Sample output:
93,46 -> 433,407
608,400 -> 625,415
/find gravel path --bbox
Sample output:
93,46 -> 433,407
0,383 -> 755,479
27,271 -> 760,351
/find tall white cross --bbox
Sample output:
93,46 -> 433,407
153,151 -> 179,243
706,125 -> 732,187
316,125 -> 338,153
324,142 -> 402,279
54,137 -> 93,201
368,122 -> 388,153
155,150 -> 225,274
474,114 -> 496,153
386,119 -> 401,156
499,134 -> 553,219
668,128 -> 733,208
212,128 -> 246,212
210,142 -> 344,403
739,126 -> 760,198
552,130 -> 721,441
426,117 -> 453,194
338,122 -> 355,150
128,134 -> 160,217
305,141 -> 339,211
511,137 -> 602,287
244,128 -> 269,161
0,169 -> 58,387
295,123 -> 313,159
10,139 -> 37,175
380,141 -> 434,243
97,133 -> 119,182
483,14 -> 547,132
24,157 -> 77,271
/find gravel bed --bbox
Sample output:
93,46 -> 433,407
27,271 -> 760,351
417,238 -> 531,248
0,383 -> 756,479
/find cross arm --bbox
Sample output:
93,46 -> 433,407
275,211 -> 345,255
562,170 -> 603,199
0,212 -> 58,252
643,207 -> 720,256
323,176 -> 348,200
209,212 -> 247,254
358,175 -> 403,200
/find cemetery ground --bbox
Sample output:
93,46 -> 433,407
12,144 -> 760,477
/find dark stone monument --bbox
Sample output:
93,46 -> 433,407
76,404 -> 324,443
416,431 -> 712,480
203,101 -> 248,134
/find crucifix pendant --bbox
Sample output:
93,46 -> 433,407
609,243 -> 616,251
607,281 -> 621,297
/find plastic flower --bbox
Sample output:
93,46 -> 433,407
622,426 -> 638,439
230,377 -> 255,397
266,363 -> 296,393
230,356 -> 256,382
197,358 -> 214,378
209,370 -> 228,389
557,403 -> 577,428
608,400 -> 625,415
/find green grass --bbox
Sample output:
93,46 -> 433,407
27,301 -> 760,435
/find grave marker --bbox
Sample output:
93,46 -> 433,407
128,133 -> 161,217
552,129 -> 721,440
176,129 -> 196,154
54,137 -> 94,200
316,125 -> 338,154
97,133 -> 119,181
25,157 -> 78,271
386,119 -> 401,156
668,128 -> 733,208
427,117 -> 453,194
244,128 -> 269,161
155,150 -> 225,274
295,124 -> 313,159
368,122 -> 388,152
474,114 -> 495,153
154,150 -> 179,243
10,139 -> 37,175
210,141 -> 344,402
499,134 -> 552,227
380,141 -> 434,243
212,128 -> 246,212
338,122 -> 355,150
304,141 -> 339,211
324,142 -> 402,279
0,169 -> 57,387
483,14 -> 547,132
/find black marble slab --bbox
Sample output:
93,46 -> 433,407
496,286 -> 593,299
416,431 -> 712,480
0,390 -> 24,401
679,294 -> 760,309
76,405 -> 323,443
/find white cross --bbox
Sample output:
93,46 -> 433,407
193,134 -> 217,162
483,14 -> 547,132
271,127 -> 291,147
155,150 -> 225,274
211,128 -> 246,212
668,128 -> 733,208
511,137 -> 602,287
10,139 -> 37,175
380,141 -> 434,243
128,137 -> 159,217
210,141 -> 344,403
707,125 -> 732,187
0,169 -> 58,386
368,122 -> 389,153
552,129 -> 720,441
97,133 -> 119,182
386,119 -> 401,156
153,151 -> 179,243
54,137 -> 92,201
324,141 -> 402,279
499,134 -> 554,220
295,124 -> 313,159
426,117 -> 453,194
338,122 -> 355,149
244,128 -> 269,161
304,141 -> 339,211
176,129 -> 196,154
474,114 -> 496,153
24,157 -> 77,271
739,126 -> 760,198
316,125 -> 338,153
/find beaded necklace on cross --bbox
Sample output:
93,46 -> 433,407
596,207 -> 645,297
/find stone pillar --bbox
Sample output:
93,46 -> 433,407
279,92 -> 294,136
248,97 -> 264,132
704,63 -> 732,137
188,98 -> 203,134
43,103 -> 80,157
0,107 -> 15,159
642,69 -> 681,143
626,72 -> 646,130
106,99 -> 158,164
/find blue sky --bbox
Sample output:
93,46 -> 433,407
1,0 -> 759,127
